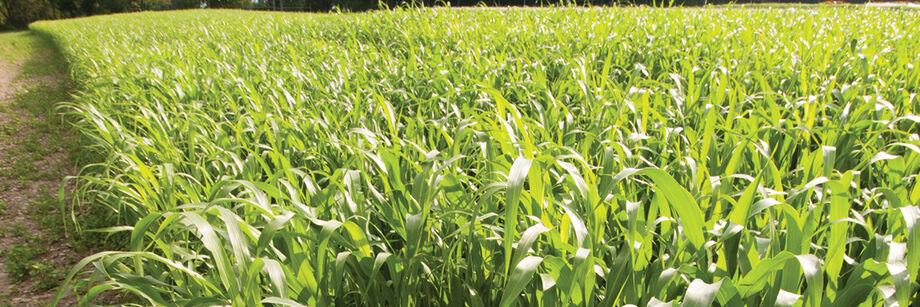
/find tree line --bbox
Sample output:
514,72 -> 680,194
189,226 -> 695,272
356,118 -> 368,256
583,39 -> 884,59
2,0 -> 835,29
2,0 -> 209,28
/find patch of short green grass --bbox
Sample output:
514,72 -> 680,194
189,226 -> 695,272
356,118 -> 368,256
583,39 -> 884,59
0,241 -> 65,289
0,31 -> 43,63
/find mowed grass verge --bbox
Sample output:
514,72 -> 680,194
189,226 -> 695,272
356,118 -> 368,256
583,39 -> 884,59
30,7 -> 920,306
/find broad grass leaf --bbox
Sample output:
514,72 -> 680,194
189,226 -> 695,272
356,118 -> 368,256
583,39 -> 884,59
262,297 -> 309,307
680,279 -> 722,307
636,168 -> 706,250
774,289 -> 801,307
505,156 -> 533,274
500,256 -> 543,307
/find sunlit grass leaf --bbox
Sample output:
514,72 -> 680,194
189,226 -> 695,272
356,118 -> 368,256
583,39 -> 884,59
500,256 -> 543,307
680,279 -> 723,307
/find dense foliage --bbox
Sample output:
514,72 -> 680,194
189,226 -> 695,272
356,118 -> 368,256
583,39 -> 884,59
33,7 -> 920,306
0,0 -> 196,28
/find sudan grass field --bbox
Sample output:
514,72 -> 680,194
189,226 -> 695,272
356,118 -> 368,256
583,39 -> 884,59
30,6 -> 920,306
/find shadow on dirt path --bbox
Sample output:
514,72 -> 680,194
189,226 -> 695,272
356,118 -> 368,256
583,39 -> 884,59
0,30 -> 81,307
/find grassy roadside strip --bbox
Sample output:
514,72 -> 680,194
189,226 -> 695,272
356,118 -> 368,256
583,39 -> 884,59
0,31 -> 117,306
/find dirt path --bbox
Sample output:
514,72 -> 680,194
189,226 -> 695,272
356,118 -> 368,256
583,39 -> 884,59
0,31 -> 79,307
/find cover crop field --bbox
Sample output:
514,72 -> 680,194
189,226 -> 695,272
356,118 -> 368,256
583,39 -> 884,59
31,7 -> 920,306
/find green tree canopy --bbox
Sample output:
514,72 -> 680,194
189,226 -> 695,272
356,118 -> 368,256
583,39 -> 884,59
0,0 -> 61,28
206,0 -> 247,8
0,0 -> 202,28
